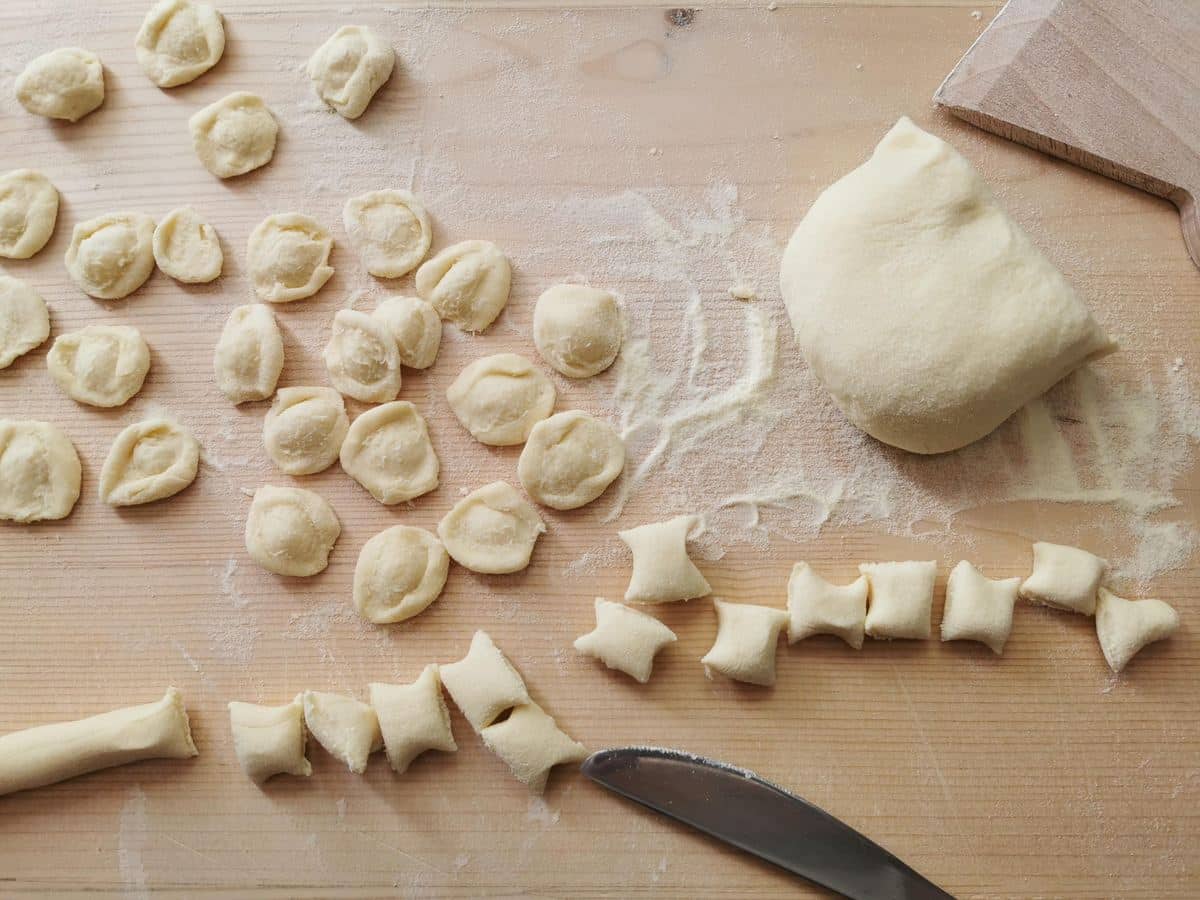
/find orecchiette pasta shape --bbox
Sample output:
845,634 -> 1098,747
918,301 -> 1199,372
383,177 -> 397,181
369,666 -> 457,774
302,691 -> 382,775
135,0 -> 225,88
16,47 -> 105,122
533,284 -> 624,378
99,418 -> 200,506
228,695 -> 312,782
152,207 -> 222,283
1020,541 -> 1108,616
353,526 -> 449,625
786,562 -> 868,649
323,308 -> 402,403
373,295 -> 441,369
619,514 -> 711,604
0,419 -> 81,523
439,630 -> 531,731
701,599 -> 789,686
517,410 -> 625,510
0,169 -> 59,259
247,213 -> 334,303
189,92 -> 278,179
0,276 -> 50,369
574,598 -> 677,683
344,191 -> 431,278
65,213 -> 156,300
860,560 -> 937,640
47,325 -> 150,408
1094,588 -> 1179,673
940,560 -> 1020,655
480,702 -> 587,794
339,401 -> 438,505
262,386 -> 349,476
415,239 -> 512,332
213,304 -> 284,404
437,482 -> 546,575
446,353 -> 555,446
244,485 -> 341,577
306,26 -> 395,120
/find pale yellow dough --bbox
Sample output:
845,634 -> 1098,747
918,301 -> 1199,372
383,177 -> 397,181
47,325 -> 150,408
99,418 -> 200,506
861,560 -> 937,640
344,191 -> 431,278
245,485 -> 341,577
135,0 -> 225,88
0,276 -> 50,369
786,562 -> 868,649
16,47 -> 104,121
518,410 -> 625,510
65,213 -> 156,300
153,207 -> 222,283
247,213 -> 334,302
323,308 -> 402,403
940,560 -> 1020,655
369,666 -> 457,773
480,702 -> 587,794
373,295 -> 441,369
619,514 -> 711,604
446,352 -> 555,446
263,386 -> 349,476
353,525 -> 449,625
0,169 -> 59,259
416,239 -> 511,332
213,304 -> 284,404
574,598 -> 676,683
437,481 -> 546,575
307,26 -> 395,120
0,419 -> 81,523
302,691 -> 382,775
1094,587 -> 1179,673
533,284 -> 624,378
189,92 -> 278,179
339,401 -> 438,505
228,695 -> 312,782
440,630 -> 530,731
1020,541 -> 1108,616
701,599 -> 789,686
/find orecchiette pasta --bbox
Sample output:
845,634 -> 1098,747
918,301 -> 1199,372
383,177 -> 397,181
0,419 -> 81,523
99,418 -> 200,506
47,325 -> 150,408
65,213 -> 156,300
228,695 -> 311,782
1020,541 -> 1108,616
860,560 -> 937,640
189,92 -> 278,179
437,482 -> 546,575
701,599 -> 789,686
439,630 -> 530,731
532,284 -> 624,378
373,295 -> 441,369
306,26 -> 395,120
323,308 -> 402,403
15,47 -> 104,122
262,386 -> 349,476
339,401 -> 438,505
247,214 -> 334,302
573,598 -> 676,683
353,526 -> 448,625
344,191 -> 431,278
786,562 -> 868,649
302,691 -> 382,775
368,666 -> 457,774
0,169 -> 58,259
940,561 -> 1020,654
446,353 -> 555,446
213,304 -> 284,404
415,239 -> 511,332
619,514 -> 711,604
1094,587 -> 1179,673
480,702 -> 587,794
517,410 -> 625,510
0,276 -> 50,369
152,207 -> 222,283
244,485 -> 341,577
135,0 -> 225,88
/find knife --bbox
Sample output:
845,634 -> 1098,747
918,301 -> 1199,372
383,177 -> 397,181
582,747 -> 955,900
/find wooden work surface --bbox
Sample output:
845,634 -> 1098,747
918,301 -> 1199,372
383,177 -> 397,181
1,2 -> 1197,897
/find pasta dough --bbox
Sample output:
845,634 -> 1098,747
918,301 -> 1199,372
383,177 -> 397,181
213,304 -> 284,403
353,525 -> 449,625
15,47 -> 104,121
702,600 -> 789,687
415,239 -> 511,332
533,284 -> 623,378
369,666 -> 457,773
373,295 -> 441,369
619,515 -> 711,604
437,481 -> 546,575
135,0 -> 225,88
440,630 -> 531,731
0,419 -> 81,522
786,562 -> 868,649
99,418 -> 200,506
189,92 -> 278,178
574,597 -> 677,683
306,26 -> 395,120
344,191 -> 431,278
1019,541 -> 1108,616
940,560 -> 1020,654
518,410 -> 625,510
0,169 -> 59,259
228,695 -> 311,782
480,702 -> 587,794
0,688 -> 196,797
245,485 -> 341,577
262,386 -> 349,475
0,276 -> 50,368
779,116 -> 1115,454
339,401 -> 438,504
47,325 -> 150,408
861,560 -> 937,640
65,212 -> 156,300
302,691 -> 382,774
446,353 -> 555,446
247,213 -> 334,302
323,308 -> 402,403
1094,587 -> 1179,673
152,207 -> 222,283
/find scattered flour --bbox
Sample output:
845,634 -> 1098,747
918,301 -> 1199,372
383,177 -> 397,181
117,786 -> 150,900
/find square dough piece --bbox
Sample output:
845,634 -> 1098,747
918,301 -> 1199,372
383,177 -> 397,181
369,666 -> 457,774
940,561 -> 1021,655
228,695 -> 312,783
1095,587 -> 1179,673
440,631 -> 530,731
1020,541 -> 1108,616
861,561 -> 937,640
619,514 -> 711,604
479,702 -> 586,794
701,599 -> 789,686
574,597 -> 677,683
302,691 -> 382,775
786,562 -> 868,649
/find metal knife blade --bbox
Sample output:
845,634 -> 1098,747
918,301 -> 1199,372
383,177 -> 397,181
582,747 -> 954,900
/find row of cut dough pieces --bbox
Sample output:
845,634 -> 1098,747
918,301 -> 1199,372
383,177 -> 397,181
231,632 -> 585,794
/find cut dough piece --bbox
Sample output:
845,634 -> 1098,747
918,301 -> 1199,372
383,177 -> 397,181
306,26 -> 395,120
0,688 -> 196,797
701,599 -> 789,686
99,418 -> 200,506
440,630 -> 530,731
369,666 -> 457,774
480,702 -> 587,794
861,560 -> 937,640
247,213 -> 334,302
940,560 -> 1020,654
189,92 -> 278,179
65,212 -> 156,300
0,276 -> 50,368
619,515 -> 711,604
353,525 -> 448,625
152,207 -> 222,283
262,386 -> 349,475
135,0 -> 225,88
245,484 -> 341,577
323,308 -> 402,403
344,190 -> 431,278
213,304 -> 284,404
0,169 -> 59,259
574,597 -> 676,683
373,295 -> 441,369
779,116 -> 1116,454
1020,541 -> 1108,616
437,481 -> 546,575
518,410 -> 625,510
533,284 -> 623,378
228,695 -> 311,782
339,401 -> 438,504
415,239 -> 511,332
302,691 -> 382,775
47,324 -> 150,408
786,562 -> 868,649
1094,587 -> 1179,673
0,419 -> 81,523
15,47 -> 104,121
446,353 -> 555,446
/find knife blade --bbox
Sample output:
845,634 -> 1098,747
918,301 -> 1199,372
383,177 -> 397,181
582,747 -> 955,900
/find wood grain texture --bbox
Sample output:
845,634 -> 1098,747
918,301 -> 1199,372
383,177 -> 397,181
0,2 -> 1197,898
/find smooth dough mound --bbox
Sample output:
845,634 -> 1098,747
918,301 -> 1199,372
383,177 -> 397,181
245,484 -> 341,577
15,47 -> 104,121
373,295 -> 441,369
228,695 -> 311,782
65,213 -> 156,300
779,116 -> 1116,454
437,481 -> 546,575
263,386 -> 349,476
0,276 -> 50,369
0,169 -> 59,259
574,598 -> 677,683
306,25 -> 395,120
0,419 -> 81,523
415,239 -> 511,332
153,207 -> 222,283
533,284 -> 623,378
353,525 -> 449,625
99,418 -> 200,506
369,667 -> 457,774
323,308 -> 401,403
344,190 -> 431,278
135,0 -> 225,88
1094,587 -> 1179,673
701,599 -> 789,687
247,213 -> 334,302
189,92 -> 278,179
619,514 -> 711,604
339,401 -> 438,504
47,324 -> 150,408
213,304 -> 284,404
517,410 -> 625,510
446,352 -> 555,446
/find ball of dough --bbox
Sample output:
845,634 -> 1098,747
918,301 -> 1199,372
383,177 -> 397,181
189,92 -> 278,179
247,213 -> 334,303
323,308 -> 402,403
0,419 -> 81,523
135,0 -> 225,88
47,324 -> 151,408
353,525 -> 449,625
373,295 -> 441,369
245,485 -> 341,577
533,284 -> 623,378
306,25 -> 395,120
343,189 -> 431,278
99,418 -> 200,506
262,386 -> 348,476
214,304 -> 284,404
0,276 -> 50,369
15,47 -> 105,122
65,212 -> 156,300
0,169 -> 59,259
437,481 -> 546,575
415,239 -> 511,332
446,353 -> 555,446
339,401 -> 439,505
152,207 -> 222,283
517,410 -> 625,510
